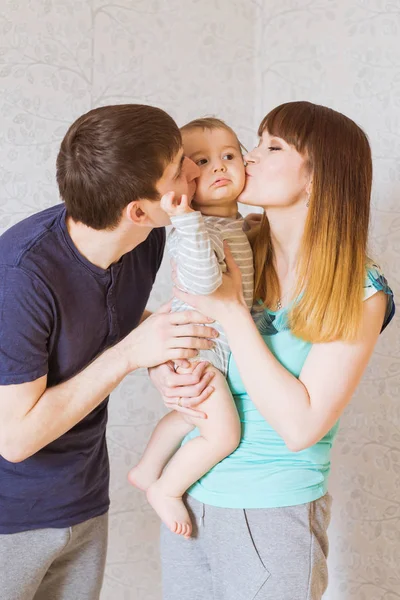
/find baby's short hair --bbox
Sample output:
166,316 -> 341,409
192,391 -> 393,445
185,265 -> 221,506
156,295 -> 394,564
181,117 -> 246,153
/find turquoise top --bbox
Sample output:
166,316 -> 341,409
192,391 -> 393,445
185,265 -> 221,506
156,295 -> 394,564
186,264 -> 395,508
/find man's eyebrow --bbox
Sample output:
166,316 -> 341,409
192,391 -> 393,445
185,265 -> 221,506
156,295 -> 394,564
174,153 -> 185,178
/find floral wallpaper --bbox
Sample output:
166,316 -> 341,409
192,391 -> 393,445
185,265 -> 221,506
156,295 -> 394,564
0,1 -> 398,598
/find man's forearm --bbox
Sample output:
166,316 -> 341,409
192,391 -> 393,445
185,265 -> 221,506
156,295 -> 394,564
10,344 -> 132,461
1,304 -> 217,462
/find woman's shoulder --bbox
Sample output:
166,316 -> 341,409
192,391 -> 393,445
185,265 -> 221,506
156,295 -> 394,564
251,302 -> 289,336
364,261 -> 395,331
252,261 -> 395,336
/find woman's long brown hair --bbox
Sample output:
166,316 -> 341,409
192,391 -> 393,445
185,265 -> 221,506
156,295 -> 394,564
253,101 -> 372,342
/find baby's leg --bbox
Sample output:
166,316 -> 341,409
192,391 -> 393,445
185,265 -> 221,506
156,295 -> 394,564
128,410 -> 195,492
147,366 -> 240,538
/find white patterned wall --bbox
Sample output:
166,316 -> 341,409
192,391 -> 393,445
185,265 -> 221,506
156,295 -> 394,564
0,1 -> 399,599
254,2 -> 400,599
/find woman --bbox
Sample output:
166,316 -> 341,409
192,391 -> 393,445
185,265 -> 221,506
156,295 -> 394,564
153,101 -> 395,599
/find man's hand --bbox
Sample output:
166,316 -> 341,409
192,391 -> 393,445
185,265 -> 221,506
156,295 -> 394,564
117,301 -> 218,372
149,361 -> 214,418
160,191 -> 194,216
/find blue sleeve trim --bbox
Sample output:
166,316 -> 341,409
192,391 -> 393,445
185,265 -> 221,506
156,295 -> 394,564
366,263 -> 395,332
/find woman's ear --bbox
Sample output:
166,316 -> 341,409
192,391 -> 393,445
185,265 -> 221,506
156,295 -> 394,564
305,177 -> 313,197
305,177 -> 313,208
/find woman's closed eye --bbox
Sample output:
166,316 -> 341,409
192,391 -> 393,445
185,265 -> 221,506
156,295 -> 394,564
268,146 -> 281,151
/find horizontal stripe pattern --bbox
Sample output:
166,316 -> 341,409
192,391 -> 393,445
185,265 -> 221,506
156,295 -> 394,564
168,211 -> 254,375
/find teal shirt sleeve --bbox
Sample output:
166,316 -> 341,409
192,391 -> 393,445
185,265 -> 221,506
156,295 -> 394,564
364,263 -> 395,332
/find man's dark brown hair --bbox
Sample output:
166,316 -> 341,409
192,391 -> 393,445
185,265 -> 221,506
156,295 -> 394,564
56,104 -> 182,229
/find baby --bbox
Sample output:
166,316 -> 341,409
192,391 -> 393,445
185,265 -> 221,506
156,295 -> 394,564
128,118 -> 253,538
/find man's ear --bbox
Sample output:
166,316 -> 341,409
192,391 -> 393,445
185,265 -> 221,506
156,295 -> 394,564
125,200 -> 150,226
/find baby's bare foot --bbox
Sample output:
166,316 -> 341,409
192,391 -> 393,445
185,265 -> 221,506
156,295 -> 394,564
128,464 -> 160,492
147,482 -> 192,539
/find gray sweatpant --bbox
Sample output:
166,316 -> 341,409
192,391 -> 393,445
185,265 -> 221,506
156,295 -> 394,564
0,513 -> 108,600
160,494 -> 332,600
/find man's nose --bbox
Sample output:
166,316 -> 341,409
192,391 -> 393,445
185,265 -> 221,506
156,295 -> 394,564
184,157 -> 200,180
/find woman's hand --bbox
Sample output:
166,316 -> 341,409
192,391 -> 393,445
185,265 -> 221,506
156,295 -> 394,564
243,212 -> 263,231
173,242 -> 247,325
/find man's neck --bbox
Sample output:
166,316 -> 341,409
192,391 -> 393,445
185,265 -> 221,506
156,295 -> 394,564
66,217 -> 151,270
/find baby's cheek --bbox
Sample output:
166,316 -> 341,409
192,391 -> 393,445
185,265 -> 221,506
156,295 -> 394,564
193,180 -> 210,205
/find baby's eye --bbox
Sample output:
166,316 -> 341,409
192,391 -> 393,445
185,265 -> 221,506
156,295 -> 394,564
196,158 -> 208,166
223,153 -> 234,160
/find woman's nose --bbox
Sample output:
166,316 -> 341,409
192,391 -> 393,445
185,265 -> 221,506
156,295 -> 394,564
243,151 -> 256,164
185,156 -> 200,179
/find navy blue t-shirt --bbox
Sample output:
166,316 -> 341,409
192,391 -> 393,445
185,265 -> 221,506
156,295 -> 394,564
0,204 -> 165,533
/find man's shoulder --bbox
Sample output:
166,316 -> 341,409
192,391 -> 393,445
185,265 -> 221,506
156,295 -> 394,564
148,226 -> 166,246
0,203 -> 65,269
139,226 -> 166,257
124,226 -> 165,276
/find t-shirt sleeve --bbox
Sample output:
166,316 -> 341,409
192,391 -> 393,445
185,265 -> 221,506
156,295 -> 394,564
168,212 -> 223,294
0,266 -> 53,385
364,263 -> 395,332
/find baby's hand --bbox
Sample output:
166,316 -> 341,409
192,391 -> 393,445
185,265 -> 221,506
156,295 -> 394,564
160,191 -> 194,216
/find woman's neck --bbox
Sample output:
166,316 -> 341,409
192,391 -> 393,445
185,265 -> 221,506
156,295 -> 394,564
266,204 -> 308,275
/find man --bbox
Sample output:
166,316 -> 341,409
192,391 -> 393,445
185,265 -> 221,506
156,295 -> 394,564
0,104 -> 215,599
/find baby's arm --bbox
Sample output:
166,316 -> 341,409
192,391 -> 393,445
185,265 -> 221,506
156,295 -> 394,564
161,192 -> 223,295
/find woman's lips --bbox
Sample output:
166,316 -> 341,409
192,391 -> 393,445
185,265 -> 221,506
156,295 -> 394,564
212,178 -> 231,187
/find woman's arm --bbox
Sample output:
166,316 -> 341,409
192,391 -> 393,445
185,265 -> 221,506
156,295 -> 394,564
172,242 -> 388,451
220,293 -> 386,451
